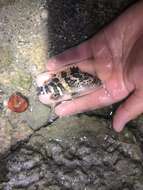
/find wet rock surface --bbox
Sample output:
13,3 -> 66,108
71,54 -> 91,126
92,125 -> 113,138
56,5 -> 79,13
1,116 -> 143,190
0,0 -> 49,153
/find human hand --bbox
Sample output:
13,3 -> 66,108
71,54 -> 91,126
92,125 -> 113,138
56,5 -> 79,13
37,1 -> 143,132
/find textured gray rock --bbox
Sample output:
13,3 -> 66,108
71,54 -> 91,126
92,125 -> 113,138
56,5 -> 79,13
1,116 -> 143,190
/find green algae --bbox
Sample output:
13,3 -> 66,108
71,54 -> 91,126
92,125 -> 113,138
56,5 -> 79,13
0,46 -> 13,71
11,69 -> 32,91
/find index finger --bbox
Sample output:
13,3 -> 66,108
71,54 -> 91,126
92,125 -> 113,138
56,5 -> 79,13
46,39 -> 93,71
54,87 -> 113,117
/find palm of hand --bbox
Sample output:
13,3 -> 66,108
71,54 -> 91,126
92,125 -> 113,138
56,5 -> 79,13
37,1 -> 143,132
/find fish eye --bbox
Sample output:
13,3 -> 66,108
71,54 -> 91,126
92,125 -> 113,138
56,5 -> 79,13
51,93 -> 60,100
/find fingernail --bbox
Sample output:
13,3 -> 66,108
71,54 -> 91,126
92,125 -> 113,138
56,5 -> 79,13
55,103 -> 68,116
113,122 -> 125,133
48,58 -> 57,65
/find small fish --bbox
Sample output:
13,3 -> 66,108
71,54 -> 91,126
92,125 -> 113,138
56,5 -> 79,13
37,66 -> 102,123
37,66 -> 102,105
7,92 -> 29,113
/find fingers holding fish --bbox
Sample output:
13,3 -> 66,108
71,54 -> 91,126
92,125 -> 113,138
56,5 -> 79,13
36,65 -> 103,108
54,87 -> 113,117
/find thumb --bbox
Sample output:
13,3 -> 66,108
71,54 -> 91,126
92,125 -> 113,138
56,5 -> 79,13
113,90 -> 143,132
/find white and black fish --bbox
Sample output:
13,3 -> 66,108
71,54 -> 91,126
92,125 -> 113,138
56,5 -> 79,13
37,66 -> 102,104
36,66 -> 102,124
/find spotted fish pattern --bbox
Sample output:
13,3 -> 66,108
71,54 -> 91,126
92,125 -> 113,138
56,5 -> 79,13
37,66 -> 102,102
